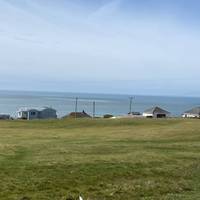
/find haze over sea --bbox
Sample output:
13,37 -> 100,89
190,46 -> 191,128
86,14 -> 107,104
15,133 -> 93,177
0,90 -> 200,118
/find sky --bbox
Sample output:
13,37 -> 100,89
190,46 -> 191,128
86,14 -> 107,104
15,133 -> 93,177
0,0 -> 200,96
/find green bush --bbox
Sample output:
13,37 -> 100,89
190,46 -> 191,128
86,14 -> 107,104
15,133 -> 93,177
103,114 -> 114,118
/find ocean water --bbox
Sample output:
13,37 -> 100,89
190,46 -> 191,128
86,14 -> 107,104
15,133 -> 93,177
0,90 -> 200,118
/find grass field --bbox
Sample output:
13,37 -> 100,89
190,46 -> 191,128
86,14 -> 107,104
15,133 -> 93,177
0,118 -> 200,200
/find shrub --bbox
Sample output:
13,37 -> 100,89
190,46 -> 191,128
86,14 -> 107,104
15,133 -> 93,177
103,114 -> 114,118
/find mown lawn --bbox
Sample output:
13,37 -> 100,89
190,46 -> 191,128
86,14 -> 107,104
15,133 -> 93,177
0,118 -> 200,200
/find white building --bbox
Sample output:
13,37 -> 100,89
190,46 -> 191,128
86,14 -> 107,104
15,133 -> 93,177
143,106 -> 170,118
17,107 -> 57,120
182,107 -> 200,118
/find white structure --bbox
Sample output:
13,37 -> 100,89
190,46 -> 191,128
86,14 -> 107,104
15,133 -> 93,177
143,106 -> 170,118
182,107 -> 200,118
17,107 -> 57,120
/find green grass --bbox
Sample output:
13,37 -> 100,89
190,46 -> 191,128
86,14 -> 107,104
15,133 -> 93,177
0,118 -> 200,200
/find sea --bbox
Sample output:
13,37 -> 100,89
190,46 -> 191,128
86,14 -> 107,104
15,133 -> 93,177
0,90 -> 200,118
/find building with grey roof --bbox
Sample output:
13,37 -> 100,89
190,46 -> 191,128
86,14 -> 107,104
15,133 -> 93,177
143,106 -> 170,118
182,107 -> 200,118
17,107 -> 57,120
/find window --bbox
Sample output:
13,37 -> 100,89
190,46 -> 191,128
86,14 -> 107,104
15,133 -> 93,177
31,112 -> 36,116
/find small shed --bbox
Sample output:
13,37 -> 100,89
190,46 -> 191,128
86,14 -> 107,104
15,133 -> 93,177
182,107 -> 200,118
143,106 -> 170,118
17,107 -> 57,120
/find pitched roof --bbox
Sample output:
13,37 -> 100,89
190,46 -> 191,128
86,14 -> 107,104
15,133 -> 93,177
18,107 -> 56,112
184,107 -> 200,115
143,106 -> 170,114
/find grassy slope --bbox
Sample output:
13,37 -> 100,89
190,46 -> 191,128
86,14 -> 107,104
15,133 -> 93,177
0,118 -> 200,200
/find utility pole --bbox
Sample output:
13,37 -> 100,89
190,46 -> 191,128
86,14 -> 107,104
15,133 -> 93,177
75,97 -> 78,119
129,97 -> 133,114
93,101 -> 96,118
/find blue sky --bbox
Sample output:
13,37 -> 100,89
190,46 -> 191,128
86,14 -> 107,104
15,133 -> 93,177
0,0 -> 200,96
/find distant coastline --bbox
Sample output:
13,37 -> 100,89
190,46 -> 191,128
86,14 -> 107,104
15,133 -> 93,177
0,90 -> 200,118
1,89 -> 200,99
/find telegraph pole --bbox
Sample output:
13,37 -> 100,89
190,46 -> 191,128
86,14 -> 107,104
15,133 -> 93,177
75,97 -> 78,119
93,101 -> 96,118
129,97 -> 133,114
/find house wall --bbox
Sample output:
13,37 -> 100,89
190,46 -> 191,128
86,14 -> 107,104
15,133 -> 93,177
143,113 -> 154,118
155,113 -> 167,118
17,108 -> 57,120
39,109 -> 57,119
17,111 -> 28,119
182,114 -> 200,118
27,110 -> 39,120
143,112 -> 169,118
